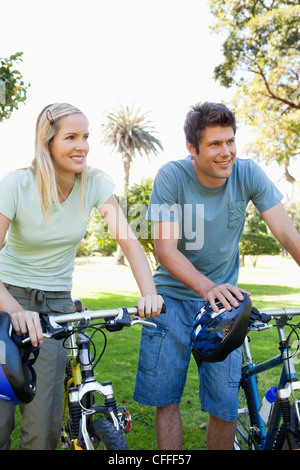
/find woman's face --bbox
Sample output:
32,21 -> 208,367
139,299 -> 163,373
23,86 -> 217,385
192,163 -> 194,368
49,113 -> 90,179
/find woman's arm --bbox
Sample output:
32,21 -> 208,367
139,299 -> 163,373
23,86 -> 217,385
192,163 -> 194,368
98,196 -> 164,317
0,212 -> 43,346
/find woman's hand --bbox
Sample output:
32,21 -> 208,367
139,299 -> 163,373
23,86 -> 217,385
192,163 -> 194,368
9,310 -> 44,347
138,294 -> 164,318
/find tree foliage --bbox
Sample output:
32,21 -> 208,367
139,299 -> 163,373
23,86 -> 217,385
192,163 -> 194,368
100,104 -> 163,264
209,0 -> 300,183
76,179 -> 157,268
240,202 -> 281,266
125,178 -> 157,269
100,105 -> 163,191
0,52 -> 30,121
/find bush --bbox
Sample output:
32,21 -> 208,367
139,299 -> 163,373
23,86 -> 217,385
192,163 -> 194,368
0,52 -> 30,121
76,208 -> 117,257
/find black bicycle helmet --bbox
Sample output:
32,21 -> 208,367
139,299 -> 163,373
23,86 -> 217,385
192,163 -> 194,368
0,311 -> 39,404
191,295 -> 252,366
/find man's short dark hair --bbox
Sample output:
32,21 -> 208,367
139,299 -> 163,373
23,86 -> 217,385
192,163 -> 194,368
184,102 -> 237,154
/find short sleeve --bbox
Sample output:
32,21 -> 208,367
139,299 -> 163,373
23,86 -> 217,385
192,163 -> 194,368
87,169 -> 115,210
0,172 -> 19,220
245,160 -> 283,213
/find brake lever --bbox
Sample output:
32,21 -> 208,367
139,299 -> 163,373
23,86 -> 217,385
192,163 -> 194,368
131,319 -> 157,328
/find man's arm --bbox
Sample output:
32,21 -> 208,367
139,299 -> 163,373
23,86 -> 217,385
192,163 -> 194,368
154,221 -> 250,312
262,202 -> 300,266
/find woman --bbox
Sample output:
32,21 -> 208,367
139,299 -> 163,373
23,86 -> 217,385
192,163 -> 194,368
0,103 -> 163,450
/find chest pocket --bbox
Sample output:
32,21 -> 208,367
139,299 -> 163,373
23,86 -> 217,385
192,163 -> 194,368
227,201 -> 246,229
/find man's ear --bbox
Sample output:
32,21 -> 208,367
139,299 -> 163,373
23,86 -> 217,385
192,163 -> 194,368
186,141 -> 197,158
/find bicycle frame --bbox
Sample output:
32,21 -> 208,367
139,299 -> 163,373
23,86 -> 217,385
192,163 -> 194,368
43,306 -> 157,450
237,308 -> 300,450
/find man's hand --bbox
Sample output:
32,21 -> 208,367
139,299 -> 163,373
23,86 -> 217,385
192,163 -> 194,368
203,283 -> 251,312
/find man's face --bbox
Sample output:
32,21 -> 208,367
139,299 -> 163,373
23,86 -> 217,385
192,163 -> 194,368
187,126 -> 237,188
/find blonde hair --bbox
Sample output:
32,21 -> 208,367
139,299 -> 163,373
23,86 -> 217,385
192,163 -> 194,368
32,103 -> 88,221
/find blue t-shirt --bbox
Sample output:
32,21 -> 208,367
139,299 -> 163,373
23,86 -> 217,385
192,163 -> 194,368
147,156 -> 283,300
0,167 -> 114,291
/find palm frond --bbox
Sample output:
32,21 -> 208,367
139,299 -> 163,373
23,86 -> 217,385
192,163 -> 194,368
100,104 -> 163,161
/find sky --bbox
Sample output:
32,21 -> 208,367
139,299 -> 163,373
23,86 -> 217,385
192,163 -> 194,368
0,0 -> 294,197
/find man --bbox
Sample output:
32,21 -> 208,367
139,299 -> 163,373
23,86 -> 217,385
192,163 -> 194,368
133,102 -> 300,450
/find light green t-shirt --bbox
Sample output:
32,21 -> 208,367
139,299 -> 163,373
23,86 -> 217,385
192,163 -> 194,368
0,168 -> 114,291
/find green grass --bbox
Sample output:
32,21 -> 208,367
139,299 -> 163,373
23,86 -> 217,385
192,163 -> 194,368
10,255 -> 300,450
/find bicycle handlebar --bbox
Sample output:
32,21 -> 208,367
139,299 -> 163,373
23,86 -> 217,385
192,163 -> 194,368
37,303 -> 167,342
19,303 -> 166,345
261,308 -> 300,317
53,307 -> 149,324
249,307 -> 300,331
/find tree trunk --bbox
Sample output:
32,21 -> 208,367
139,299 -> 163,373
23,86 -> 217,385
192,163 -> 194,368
115,158 -> 131,265
123,158 -> 131,191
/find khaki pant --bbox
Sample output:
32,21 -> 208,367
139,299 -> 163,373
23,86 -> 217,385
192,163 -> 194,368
0,285 -> 74,450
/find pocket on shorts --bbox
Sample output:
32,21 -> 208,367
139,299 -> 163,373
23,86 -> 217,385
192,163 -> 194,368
227,347 -> 243,388
137,325 -> 167,377
46,298 -> 75,315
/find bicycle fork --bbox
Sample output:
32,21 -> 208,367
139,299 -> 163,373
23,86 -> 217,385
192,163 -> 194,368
67,377 -> 131,450
62,329 -> 131,450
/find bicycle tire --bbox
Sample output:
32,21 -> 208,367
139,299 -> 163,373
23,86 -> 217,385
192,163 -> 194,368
89,418 -> 129,450
235,377 -> 263,450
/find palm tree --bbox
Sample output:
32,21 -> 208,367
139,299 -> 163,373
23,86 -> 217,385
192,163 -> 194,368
100,104 -> 163,264
100,104 -> 163,191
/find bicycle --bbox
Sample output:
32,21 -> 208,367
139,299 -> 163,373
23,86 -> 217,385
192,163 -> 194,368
36,299 -> 162,451
235,306 -> 300,450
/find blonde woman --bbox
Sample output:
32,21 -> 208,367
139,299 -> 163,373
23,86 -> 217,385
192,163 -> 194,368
0,103 -> 163,450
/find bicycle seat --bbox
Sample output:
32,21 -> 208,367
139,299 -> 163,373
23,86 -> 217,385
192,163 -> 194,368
0,311 -> 38,404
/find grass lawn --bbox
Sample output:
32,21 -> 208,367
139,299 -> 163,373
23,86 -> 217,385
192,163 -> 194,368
10,254 -> 300,450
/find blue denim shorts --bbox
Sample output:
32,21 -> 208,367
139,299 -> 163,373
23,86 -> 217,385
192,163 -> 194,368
133,295 -> 243,422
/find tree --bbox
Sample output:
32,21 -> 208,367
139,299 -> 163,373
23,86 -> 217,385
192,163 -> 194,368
240,202 -> 281,266
100,105 -> 163,191
125,178 -> 157,269
100,104 -> 163,264
76,208 -> 117,257
0,52 -> 30,121
209,0 -> 300,186
76,179 -> 156,267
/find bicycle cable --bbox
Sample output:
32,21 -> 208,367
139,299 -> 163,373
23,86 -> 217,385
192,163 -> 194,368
61,323 -> 108,368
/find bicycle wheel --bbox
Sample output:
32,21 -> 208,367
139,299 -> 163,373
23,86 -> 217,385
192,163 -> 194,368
235,380 -> 261,450
89,418 -> 129,450
235,386 -> 252,450
273,402 -> 300,450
